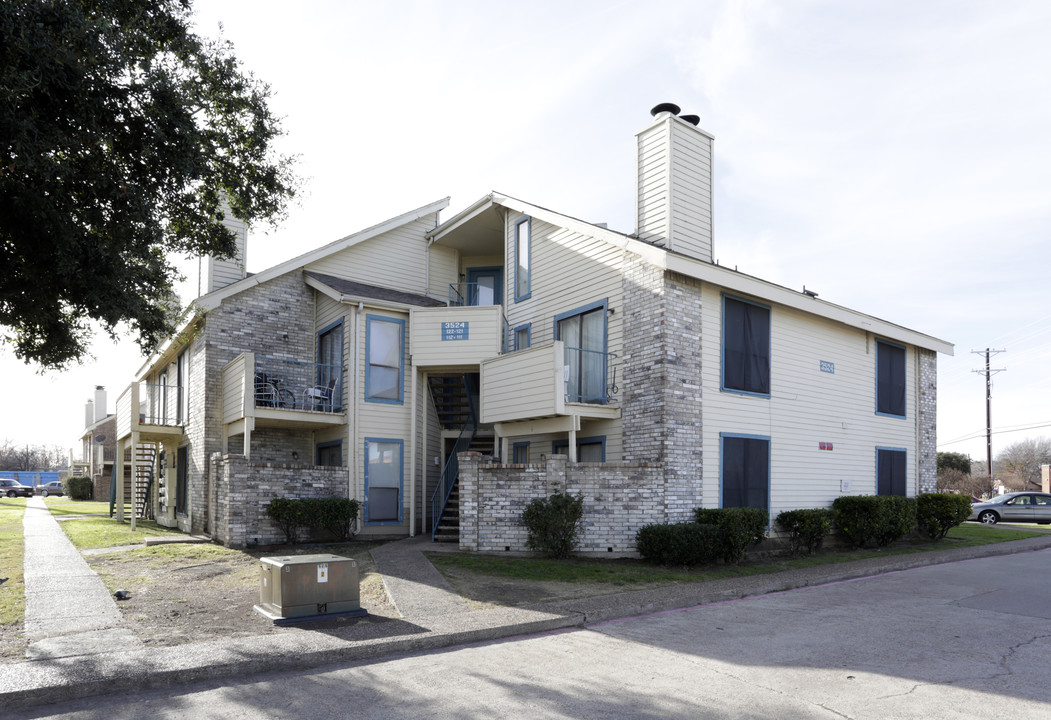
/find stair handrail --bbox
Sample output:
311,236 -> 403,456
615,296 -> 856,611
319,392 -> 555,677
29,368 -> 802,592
431,375 -> 479,539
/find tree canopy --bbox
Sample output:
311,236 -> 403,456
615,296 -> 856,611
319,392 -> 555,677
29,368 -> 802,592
996,437 -> 1051,490
0,0 -> 297,368
937,451 -> 972,475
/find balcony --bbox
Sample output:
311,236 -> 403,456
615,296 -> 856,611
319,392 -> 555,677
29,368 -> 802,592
115,382 -> 185,442
479,341 -> 620,430
222,352 -> 346,432
409,304 -> 504,369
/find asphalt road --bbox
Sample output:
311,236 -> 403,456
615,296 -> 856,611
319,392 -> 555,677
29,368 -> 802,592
15,548 -> 1051,719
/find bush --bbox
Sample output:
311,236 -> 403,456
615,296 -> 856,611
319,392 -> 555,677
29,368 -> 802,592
521,492 -> 584,559
266,497 -> 362,544
693,507 -> 768,564
64,476 -> 93,501
636,522 -> 722,566
916,493 -> 972,540
775,508 -> 833,555
832,495 -> 917,548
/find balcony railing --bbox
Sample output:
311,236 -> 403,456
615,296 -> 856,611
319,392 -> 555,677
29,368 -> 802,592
254,356 -> 343,413
563,347 -> 618,404
448,282 -> 476,307
139,383 -> 184,426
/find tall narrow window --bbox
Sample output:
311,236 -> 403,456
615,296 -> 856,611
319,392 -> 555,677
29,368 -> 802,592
365,438 -> 402,524
513,441 -> 530,464
721,434 -> 770,510
514,324 -> 531,351
175,445 -> 188,516
877,447 -> 907,496
722,296 -> 771,396
515,217 -> 531,301
176,349 -> 189,424
555,301 -> 607,404
876,340 -> 906,417
366,316 -> 404,403
317,320 -> 343,410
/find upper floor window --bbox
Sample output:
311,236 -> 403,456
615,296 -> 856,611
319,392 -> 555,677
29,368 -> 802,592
366,315 -> 404,403
514,217 -> 531,302
876,340 -> 906,417
722,295 -> 770,396
514,323 -> 531,351
555,300 -> 608,404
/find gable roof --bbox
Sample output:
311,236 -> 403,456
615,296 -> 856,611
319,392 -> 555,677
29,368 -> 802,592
305,272 -> 444,308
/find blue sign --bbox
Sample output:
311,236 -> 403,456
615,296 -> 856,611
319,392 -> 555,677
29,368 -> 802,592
442,321 -> 469,341
820,360 -> 835,374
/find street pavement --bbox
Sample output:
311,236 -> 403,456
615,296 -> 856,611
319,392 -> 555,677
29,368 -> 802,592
10,547 -> 1051,719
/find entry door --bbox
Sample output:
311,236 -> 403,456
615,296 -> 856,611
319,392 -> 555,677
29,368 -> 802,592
466,267 -> 503,306
175,445 -> 188,516
556,306 -> 606,403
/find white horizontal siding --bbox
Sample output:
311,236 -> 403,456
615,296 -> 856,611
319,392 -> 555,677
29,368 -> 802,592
481,343 -> 562,423
700,284 -> 920,515
428,244 -> 458,299
410,305 -> 502,366
222,355 -> 249,424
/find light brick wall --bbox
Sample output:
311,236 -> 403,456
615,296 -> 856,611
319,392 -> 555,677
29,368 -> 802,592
918,348 -> 938,494
210,453 -> 350,547
459,452 -> 667,554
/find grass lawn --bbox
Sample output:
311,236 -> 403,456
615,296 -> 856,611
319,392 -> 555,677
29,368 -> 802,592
44,498 -> 112,516
0,498 -> 27,626
428,523 -> 1045,588
58,516 -> 190,550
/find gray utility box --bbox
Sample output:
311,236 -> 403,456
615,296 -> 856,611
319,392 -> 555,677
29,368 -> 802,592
255,554 -> 364,622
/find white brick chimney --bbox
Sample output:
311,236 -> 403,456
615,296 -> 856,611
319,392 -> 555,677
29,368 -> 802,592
635,103 -> 715,263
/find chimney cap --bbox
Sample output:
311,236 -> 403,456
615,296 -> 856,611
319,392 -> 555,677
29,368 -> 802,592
650,102 -> 681,117
680,114 -> 700,126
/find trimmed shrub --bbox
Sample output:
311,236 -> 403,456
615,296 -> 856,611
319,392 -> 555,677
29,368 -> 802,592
693,507 -> 768,564
521,492 -> 584,559
302,497 -> 362,541
636,522 -> 722,567
266,498 -> 306,544
832,495 -> 917,548
64,476 -> 93,501
916,493 -> 972,540
775,508 -> 833,555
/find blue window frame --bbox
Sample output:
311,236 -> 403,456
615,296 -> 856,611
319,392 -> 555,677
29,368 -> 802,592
512,441 -> 530,464
877,446 -> 907,496
316,439 -> 343,467
466,266 -> 503,306
720,433 -> 770,510
317,319 -> 343,410
514,216 -> 531,302
514,323 -> 531,351
722,295 -> 771,397
552,436 -> 606,462
364,438 -> 403,524
365,315 -> 404,404
876,339 -> 906,418
554,299 -> 608,404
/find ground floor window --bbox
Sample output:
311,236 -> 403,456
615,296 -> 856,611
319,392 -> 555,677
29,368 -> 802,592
365,438 -> 402,524
316,440 -> 342,467
552,436 -> 605,462
720,433 -> 769,510
512,441 -> 530,464
877,447 -> 907,496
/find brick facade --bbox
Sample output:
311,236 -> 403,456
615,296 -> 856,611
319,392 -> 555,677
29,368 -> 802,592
918,348 -> 938,494
209,453 -> 350,547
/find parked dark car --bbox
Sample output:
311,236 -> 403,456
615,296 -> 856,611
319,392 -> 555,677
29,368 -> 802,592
36,481 -> 64,497
0,479 -> 34,498
969,492 -> 1051,525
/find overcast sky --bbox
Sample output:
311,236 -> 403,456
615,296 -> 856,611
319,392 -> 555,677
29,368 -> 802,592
3,0 -> 1049,467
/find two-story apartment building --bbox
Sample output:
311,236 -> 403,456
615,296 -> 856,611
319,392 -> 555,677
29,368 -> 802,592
107,104 -> 952,549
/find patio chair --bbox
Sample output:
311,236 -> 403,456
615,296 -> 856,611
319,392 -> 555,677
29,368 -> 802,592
304,378 -> 337,411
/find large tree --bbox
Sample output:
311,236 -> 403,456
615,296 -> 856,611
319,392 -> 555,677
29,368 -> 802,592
0,0 -> 297,368
996,437 -> 1051,490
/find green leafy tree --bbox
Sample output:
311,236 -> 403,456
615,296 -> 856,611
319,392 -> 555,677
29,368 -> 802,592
1,0 -> 298,368
937,452 -> 971,475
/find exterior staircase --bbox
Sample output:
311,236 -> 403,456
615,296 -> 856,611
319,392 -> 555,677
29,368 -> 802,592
110,444 -> 157,520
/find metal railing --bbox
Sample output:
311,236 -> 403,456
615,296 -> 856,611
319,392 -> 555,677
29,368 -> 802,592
563,347 -> 618,404
254,356 -> 344,413
140,383 -> 183,426
448,282 -> 475,307
431,374 -> 479,539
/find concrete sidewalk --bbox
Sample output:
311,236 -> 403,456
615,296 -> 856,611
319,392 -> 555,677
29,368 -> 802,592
4,510 -> 1051,711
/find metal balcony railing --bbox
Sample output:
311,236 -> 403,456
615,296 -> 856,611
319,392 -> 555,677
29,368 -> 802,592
139,383 -> 184,426
563,347 -> 618,404
254,356 -> 344,413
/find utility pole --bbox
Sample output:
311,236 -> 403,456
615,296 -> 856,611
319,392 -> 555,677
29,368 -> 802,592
971,349 -> 1006,480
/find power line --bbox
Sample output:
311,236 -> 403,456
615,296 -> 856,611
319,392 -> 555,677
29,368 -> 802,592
971,348 -> 1006,477
937,421 -> 1051,448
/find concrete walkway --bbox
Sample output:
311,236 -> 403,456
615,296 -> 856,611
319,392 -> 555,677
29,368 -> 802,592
21,497 -> 143,660
5,511 -> 1051,712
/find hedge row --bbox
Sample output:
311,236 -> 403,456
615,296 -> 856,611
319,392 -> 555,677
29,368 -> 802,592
636,507 -> 768,566
265,497 -> 361,544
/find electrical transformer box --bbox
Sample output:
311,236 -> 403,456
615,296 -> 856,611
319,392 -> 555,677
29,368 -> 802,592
255,553 -> 365,622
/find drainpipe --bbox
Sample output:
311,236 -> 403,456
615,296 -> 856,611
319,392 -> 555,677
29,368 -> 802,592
352,302 -> 363,511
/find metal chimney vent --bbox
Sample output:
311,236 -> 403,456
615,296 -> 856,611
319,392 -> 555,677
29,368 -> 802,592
650,102 -> 681,116
680,114 -> 700,126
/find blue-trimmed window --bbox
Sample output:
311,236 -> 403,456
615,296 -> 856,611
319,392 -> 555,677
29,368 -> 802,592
877,447 -> 907,496
552,436 -> 606,462
722,295 -> 771,397
317,319 -> 343,409
514,217 -> 531,302
513,441 -> 530,464
466,266 -> 502,306
876,340 -> 906,417
316,439 -> 342,467
554,299 -> 608,404
366,315 -> 404,404
720,433 -> 770,510
365,438 -> 403,524
514,323 -> 531,351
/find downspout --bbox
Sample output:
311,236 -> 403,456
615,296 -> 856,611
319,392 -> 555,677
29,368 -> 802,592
352,302 -> 363,515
